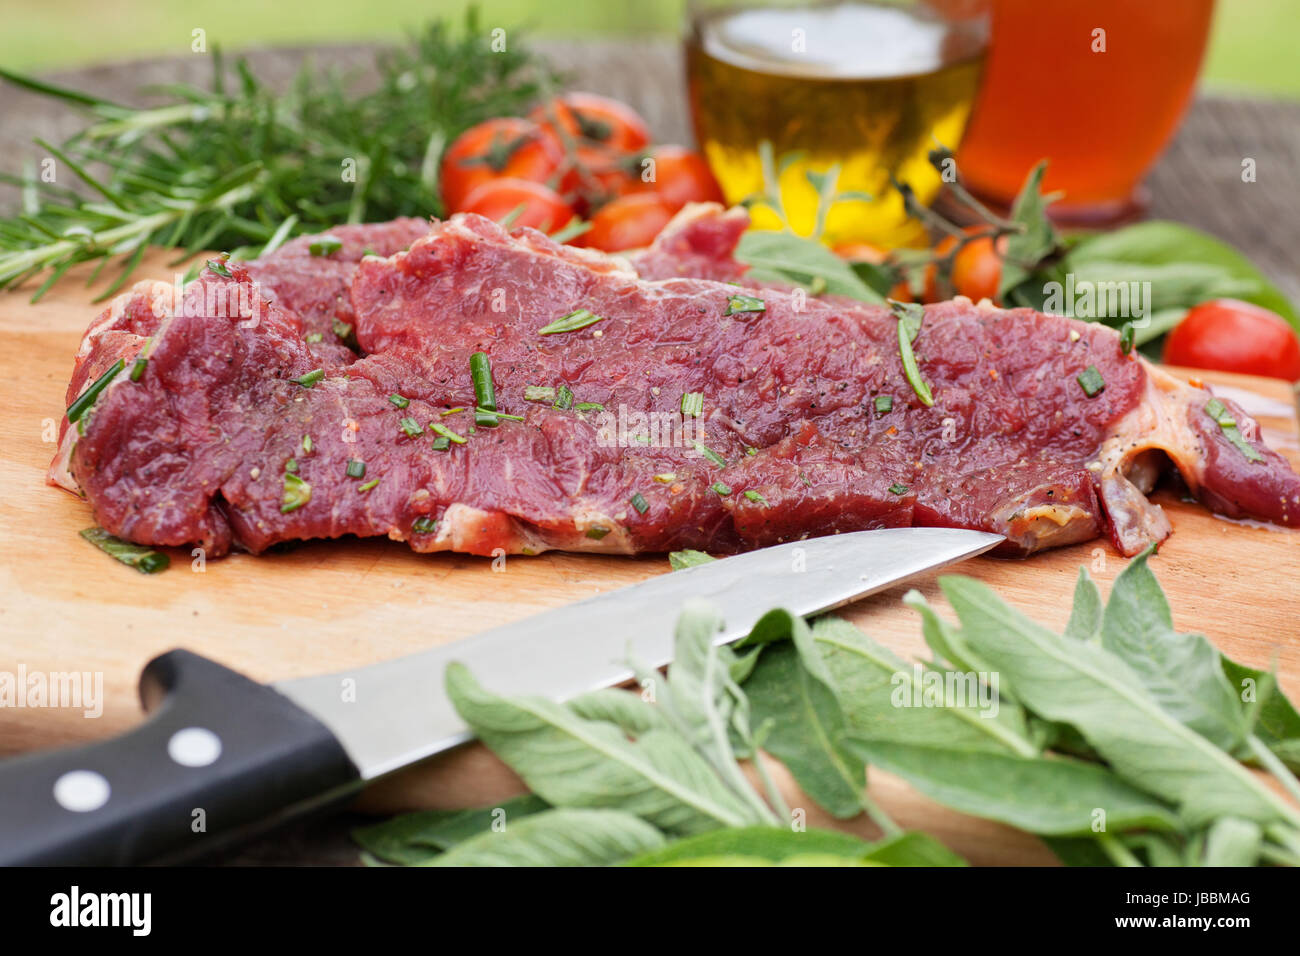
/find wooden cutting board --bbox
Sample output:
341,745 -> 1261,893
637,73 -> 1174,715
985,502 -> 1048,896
3,249 -> 1299,865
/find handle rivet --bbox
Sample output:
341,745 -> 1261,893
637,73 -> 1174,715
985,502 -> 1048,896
53,770 -> 110,812
168,727 -> 223,767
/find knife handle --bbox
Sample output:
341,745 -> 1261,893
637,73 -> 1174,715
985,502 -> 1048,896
0,649 -> 360,865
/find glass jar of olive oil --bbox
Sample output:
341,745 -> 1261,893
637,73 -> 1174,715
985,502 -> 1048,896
685,1 -> 988,248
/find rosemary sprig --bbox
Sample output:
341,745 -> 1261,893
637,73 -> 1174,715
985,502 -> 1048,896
0,10 -> 558,302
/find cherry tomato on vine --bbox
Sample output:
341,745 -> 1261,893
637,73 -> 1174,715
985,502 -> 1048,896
440,118 -> 564,212
576,193 -> 676,252
531,94 -> 653,211
559,151 -> 640,213
923,227 -> 1007,304
626,146 -> 724,211
460,178 -> 575,234
531,92 -> 651,152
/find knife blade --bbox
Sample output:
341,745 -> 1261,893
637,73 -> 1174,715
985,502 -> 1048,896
0,527 -> 1001,865
276,527 -> 1003,780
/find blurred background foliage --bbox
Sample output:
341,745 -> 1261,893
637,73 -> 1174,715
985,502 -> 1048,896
3,0 -> 1298,98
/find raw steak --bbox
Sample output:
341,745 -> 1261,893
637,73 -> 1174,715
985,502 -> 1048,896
50,213 -> 1300,560
243,217 -> 431,363
627,203 -> 752,282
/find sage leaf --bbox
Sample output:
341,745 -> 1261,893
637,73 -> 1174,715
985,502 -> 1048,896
352,794 -> 550,865
736,606 -> 803,648
904,589 -> 1006,689
857,831 -> 968,867
1100,548 -> 1248,750
1060,220 -> 1298,327
624,826 -> 966,867
624,826 -> 875,866
729,646 -> 762,685
846,741 -> 1180,836
734,230 -> 885,303
849,259 -> 903,299
997,160 -> 1059,299
1200,817 -> 1262,867
1063,567 -> 1103,643
1053,260 -> 1259,319
567,688 -> 673,736
744,611 -> 868,819
1124,833 -> 1187,868
632,600 -> 781,824
1129,307 -> 1189,348
638,853 -> 878,867
445,663 -> 764,834
1221,656 -> 1300,772
422,808 -> 665,867
810,616 -> 1038,757
940,575 -> 1300,828
1042,836 -> 1114,868
908,587 -> 970,668
668,548 -> 716,570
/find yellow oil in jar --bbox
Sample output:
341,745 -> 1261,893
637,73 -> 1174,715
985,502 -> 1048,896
686,2 -> 987,248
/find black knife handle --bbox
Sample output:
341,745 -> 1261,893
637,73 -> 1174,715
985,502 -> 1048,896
0,649 -> 360,865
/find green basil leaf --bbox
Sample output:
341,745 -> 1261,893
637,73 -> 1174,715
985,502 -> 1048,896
735,606 -> 802,648
1127,832 -> 1188,867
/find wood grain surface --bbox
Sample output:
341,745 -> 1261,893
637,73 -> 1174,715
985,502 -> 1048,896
1,248 -> 1298,866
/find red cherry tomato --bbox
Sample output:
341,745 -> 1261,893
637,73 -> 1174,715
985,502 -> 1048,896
626,146 -> 724,211
923,227 -> 1006,304
531,94 -> 653,213
833,242 -> 913,302
1163,299 -> 1300,381
440,118 -> 564,212
531,92 -> 651,152
460,178 -> 575,234
559,149 -> 640,213
576,193 -> 676,252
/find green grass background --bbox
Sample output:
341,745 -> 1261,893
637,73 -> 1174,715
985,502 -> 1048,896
2,0 -> 1297,98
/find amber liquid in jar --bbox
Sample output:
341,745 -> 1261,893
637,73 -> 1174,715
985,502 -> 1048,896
956,0 -> 1215,220
686,1 -> 987,247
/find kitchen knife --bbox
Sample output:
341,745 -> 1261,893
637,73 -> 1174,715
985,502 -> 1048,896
0,527 -> 1002,865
